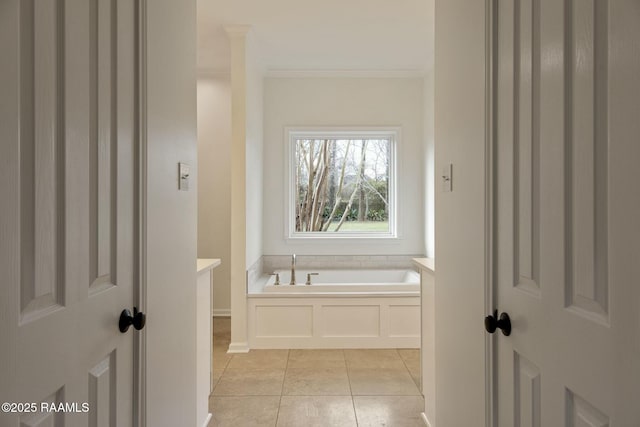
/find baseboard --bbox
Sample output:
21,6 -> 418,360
212,309 -> 231,317
202,413 -> 212,427
421,412 -> 433,427
227,342 -> 250,353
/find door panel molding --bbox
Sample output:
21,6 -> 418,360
19,388 -> 64,427
513,351 -> 541,427
89,0 -> 119,296
89,351 -> 117,426
512,0 -> 541,297
564,0 -> 609,325
19,0 -> 67,325
565,388 -> 609,427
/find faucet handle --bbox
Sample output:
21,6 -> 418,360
305,273 -> 319,286
269,272 -> 281,286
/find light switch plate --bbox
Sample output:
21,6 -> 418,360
442,163 -> 452,192
179,163 -> 190,191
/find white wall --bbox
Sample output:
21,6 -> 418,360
145,0 -> 198,424
263,76 -> 426,255
245,37 -> 264,267
424,70 -> 435,259
434,0 -> 488,424
197,73 -> 232,314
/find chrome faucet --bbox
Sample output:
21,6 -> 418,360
290,254 -> 297,285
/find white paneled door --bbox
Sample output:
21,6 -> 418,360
494,0 -> 640,425
0,0 -> 138,426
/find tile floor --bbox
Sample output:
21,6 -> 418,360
210,317 -> 425,427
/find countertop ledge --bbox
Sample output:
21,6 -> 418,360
412,257 -> 435,273
197,258 -> 221,274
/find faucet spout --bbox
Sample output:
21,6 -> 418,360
290,254 -> 296,285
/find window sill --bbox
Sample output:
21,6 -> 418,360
286,232 -> 399,241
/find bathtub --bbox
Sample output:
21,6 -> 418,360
248,269 -> 421,349
263,269 -> 420,293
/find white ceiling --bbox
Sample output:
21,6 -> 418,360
197,0 -> 434,72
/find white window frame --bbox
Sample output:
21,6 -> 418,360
285,127 -> 399,240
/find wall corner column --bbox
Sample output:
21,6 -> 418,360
225,25 -> 251,352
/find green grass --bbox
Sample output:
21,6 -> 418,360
326,221 -> 389,232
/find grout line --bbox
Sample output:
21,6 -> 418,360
397,348 -> 412,373
397,348 -> 422,390
211,319 -> 232,397
351,395 -> 359,426
343,349 -> 360,426
274,349 -> 290,426
210,394 -> 284,397
343,349 -> 353,396
270,394 -> 352,398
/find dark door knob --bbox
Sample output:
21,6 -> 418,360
119,307 -> 146,333
484,310 -> 511,336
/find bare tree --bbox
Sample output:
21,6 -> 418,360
321,141 -> 351,230
334,140 -> 368,231
296,140 -> 334,231
357,141 -> 367,222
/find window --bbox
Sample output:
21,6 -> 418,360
287,128 -> 397,238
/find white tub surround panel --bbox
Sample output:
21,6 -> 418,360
413,258 -> 435,427
248,267 -> 420,349
196,258 -> 221,427
248,296 -> 419,349
247,260 -> 422,349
